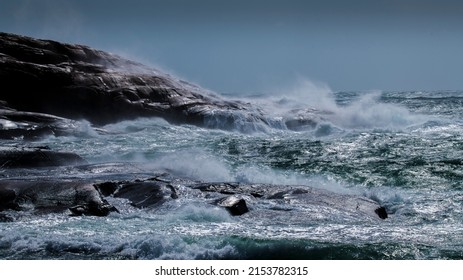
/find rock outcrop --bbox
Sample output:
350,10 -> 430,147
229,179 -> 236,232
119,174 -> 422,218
0,170 -> 388,220
0,146 -> 87,168
0,108 -> 101,140
0,180 -> 115,216
0,32 -> 275,133
193,182 -> 387,219
95,180 -> 178,209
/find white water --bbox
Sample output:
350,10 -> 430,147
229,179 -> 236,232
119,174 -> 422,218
2,89 -> 463,259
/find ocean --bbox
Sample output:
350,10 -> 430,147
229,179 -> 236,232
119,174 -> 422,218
1,89 -> 462,259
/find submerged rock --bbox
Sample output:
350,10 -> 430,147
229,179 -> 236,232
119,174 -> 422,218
0,213 -> 14,222
113,181 -> 177,208
69,202 -> 117,217
0,146 -> 87,168
0,108 -> 89,140
193,182 -> 388,219
375,206 -> 388,219
283,108 -> 326,131
0,180 -> 116,216
0,173 -> 389,220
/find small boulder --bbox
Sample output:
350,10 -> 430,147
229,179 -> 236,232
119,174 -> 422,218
0,180 -> 117,217
94,181 -> 119,196
218,195 -> 249,216
375,207 -> 388,219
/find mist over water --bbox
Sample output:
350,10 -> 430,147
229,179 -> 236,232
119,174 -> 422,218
230,78 -> 432,134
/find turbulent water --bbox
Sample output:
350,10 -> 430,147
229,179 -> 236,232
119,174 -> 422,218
1,89 -> 463,259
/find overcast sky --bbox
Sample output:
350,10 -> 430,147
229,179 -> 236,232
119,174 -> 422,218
1,0 -> 462,93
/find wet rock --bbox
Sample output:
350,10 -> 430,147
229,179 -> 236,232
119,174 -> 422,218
69,201 -> 118,217
375,207 -> 388,219
112,181 -> 178,208
94,181 -> 119,196
0,213 -> 14,222
193,182 -> 388,219
193,182 -> 266,198
0,32 -> 273,132
0,173 -> 389,221
0,108 -> 88,140
0,146 -> 87,168
217,195 -> 249,216
0,180 -> 116,216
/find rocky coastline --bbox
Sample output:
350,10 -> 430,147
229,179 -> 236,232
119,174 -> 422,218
0,32 -> 387,222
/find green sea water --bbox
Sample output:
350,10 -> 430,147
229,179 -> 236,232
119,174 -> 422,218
1,90 -> 462,259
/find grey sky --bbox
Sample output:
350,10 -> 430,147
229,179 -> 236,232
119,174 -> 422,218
1,0 -> 462,93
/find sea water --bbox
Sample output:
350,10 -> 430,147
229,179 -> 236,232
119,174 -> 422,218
1,89 -> 462,259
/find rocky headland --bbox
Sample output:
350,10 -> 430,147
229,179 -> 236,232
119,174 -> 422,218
0,32 -> 387,222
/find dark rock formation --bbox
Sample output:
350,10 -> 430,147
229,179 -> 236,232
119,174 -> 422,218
0,180 -> 116,216
0,146 -> 87,168
94,181 -> 119,197
374,206 -> 388,219
0,172 -> 389,220
104,181 -> 177,209
217,195 -> 249,216
193,182 -> 387,219
0,32 -> 275,132
69,202 -> 117,217
0,108 -> 100,140
0,213 -> 14,222
283,108 -> 327,131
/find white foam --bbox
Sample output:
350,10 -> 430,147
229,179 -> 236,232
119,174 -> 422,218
164,204 -> 233,223
0,119 -> 18,129
330,92 -> 426,129
147,149 -> 233,182
275,79 -> 429,130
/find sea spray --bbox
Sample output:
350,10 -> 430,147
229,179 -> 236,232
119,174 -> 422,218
2,90 -> 463,260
